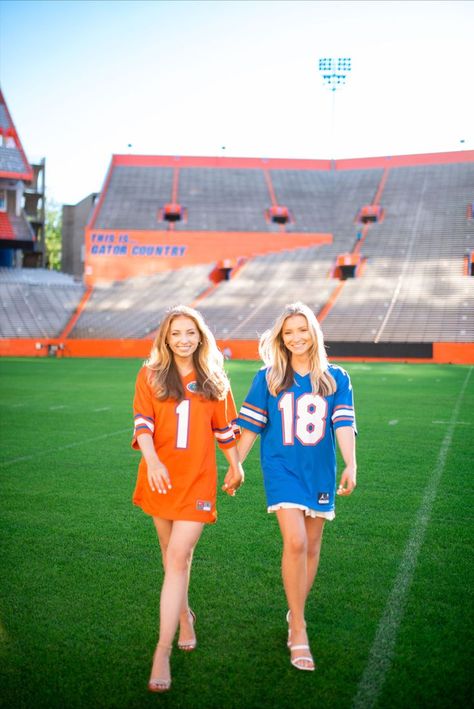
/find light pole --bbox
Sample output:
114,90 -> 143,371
318,57 -> 352,166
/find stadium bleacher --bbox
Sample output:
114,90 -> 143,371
0,268 -> 84,338
93,166 -> 174,231
322,161 -> 474,343
197,247 -> 335,339
1,152 -> 473,359
178,168 -> 270,232
68,264 -> 212,339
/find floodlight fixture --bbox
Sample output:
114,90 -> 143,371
318,57 -> 352,92
318,56 -> 352,164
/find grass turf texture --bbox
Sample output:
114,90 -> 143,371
0,358 -> 473,709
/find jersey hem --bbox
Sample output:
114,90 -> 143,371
133,500 -> 217,524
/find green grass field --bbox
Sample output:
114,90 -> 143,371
0,358 -> 473,709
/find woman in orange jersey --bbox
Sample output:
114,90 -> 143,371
131,305 -> 244,693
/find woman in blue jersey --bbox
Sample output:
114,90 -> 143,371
235,302 -> 357,671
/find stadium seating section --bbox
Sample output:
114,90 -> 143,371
1,156 -> 473,350
0,268 -> 84,338
68,264 -> 212,339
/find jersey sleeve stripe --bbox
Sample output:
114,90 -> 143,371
332,408 -> 354,421
214,427 -> 237,447
135,424 -> 152,433
242,401 -> 268,415
232,420 -> 241,438
134,416 -> 155,433
213,426 -> 234,440
240,405 -> 268,424
214,434 -> 235,445
238,413 -> 266,429
218,438 -> 237,448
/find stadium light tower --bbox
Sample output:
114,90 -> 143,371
318,57 -> 352,165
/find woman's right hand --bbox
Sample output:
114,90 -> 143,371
147,459 -> 172,494
222,463 -> 245,496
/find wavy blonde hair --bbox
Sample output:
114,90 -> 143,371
146,305 -> 229,401
259,302 -> 336,397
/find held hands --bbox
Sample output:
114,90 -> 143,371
222,463 -> 245,497
147,459 -> 172,495
337,465 -> 357,496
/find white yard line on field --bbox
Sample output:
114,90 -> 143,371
352,366 -> 472,709
432,420 -> 470,425
0,428 -> 130,467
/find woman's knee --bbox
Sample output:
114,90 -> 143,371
283,532 -> 307,557
306,519 -> 325,556
306,540 -> 322,561
166,545 -> 194,573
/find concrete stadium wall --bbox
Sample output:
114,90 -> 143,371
1,338 -> 473,364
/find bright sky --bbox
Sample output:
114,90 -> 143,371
1,0 -> 472,205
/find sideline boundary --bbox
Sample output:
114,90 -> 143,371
352,366 -> 473,709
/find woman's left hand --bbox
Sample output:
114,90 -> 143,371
222,464 -> 245,496
337,465 -> 357,496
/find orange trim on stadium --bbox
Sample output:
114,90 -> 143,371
59,286 -> 93,339
103,150 -> 474,174
334,150 -> 474,170
317,282 -> 345,323
108,154 -> 333,171
1,339 -> 473,364
84,229 -> 332,285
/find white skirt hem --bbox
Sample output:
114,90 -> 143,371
267,502 -> 335,521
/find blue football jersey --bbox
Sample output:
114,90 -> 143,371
237,365 -> 356,512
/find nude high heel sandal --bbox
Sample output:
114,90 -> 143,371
148,643 -> 172,693
178,609 -> 197,651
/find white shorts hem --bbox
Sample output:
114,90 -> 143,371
267,502 -> 335,521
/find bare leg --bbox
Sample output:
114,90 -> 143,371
152,517 -> 197,647
152,516 -> 173,565
275,509 -> 314,670
304,516 -> 326,598
149,520 -> 204,685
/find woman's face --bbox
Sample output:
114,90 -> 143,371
166,316 -> 201,360
281,314 -> 313,357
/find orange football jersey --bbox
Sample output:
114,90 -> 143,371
131,366 -> 239,523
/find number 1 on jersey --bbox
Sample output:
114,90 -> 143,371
175,399 -> 190,449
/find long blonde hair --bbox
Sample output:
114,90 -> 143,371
259,302 -> 336,397
146,305 -> 229,401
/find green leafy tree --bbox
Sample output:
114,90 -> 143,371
45,200 -> 62,270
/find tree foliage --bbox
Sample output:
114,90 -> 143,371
45,200 -> 62,270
